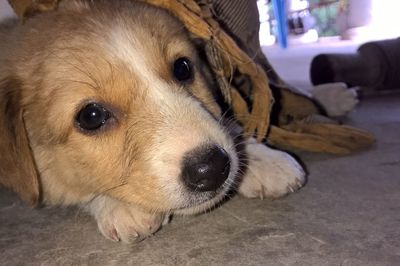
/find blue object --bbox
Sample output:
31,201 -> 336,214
272,0 -> 288,49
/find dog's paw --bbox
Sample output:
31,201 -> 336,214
311,83 -> 359,117
238,140 -> 306,199
86,196 -> 167,243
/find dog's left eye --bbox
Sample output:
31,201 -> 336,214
76,103 -> 111,131
173,57 -> 193,82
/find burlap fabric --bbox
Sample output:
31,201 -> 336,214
204,0 -> 294,90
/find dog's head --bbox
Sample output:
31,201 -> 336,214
0,0 -> 239,213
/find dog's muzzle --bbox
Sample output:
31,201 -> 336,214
181,145 -> 231,192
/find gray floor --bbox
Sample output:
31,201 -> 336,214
1,44 -> 400,265
264,41 -> 359,93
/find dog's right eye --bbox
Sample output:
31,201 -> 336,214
173,57 -> 193,82
76,103 -> 110,131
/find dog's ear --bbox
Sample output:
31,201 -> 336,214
0,77 -> 40,206
8,0 -> 59,19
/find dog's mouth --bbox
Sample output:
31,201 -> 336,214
172,181 -> 235,215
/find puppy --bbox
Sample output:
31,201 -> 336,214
0,0 -> 305,243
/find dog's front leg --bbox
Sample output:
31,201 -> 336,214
85,196 -> 167,243
238,139 -> 306,199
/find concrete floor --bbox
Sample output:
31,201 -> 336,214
264,41 -> 359,93
1,43 -> 400,265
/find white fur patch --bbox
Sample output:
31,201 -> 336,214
239,138 -> 306,199
107,25 -> 239,209
86,195 -> 166,243
312,83 -> 359,117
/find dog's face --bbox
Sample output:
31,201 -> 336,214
0,1 -> 239,213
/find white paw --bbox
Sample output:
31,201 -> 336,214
238,140 -> 306,199
312,83 -> 359,117
86,196 -> 167,243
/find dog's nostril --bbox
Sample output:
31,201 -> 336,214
182,145 -> 231,192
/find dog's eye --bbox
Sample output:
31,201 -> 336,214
173,57 -> 193,82
76,103 -> 110,131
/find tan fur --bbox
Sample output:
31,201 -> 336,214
1,0 -> 235,208
0,77 -> 40,206
0,0 -> 305,242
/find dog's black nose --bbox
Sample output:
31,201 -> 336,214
182,145 -> 231,192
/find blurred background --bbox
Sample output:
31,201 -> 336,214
258,0 -> 400,46
257,0 -> 400,91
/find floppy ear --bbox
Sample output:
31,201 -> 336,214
8,0 -> 59,19
0,77 -> 40,206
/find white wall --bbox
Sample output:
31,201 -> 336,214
0,0 -> 16,20
343,0 -> 400,41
